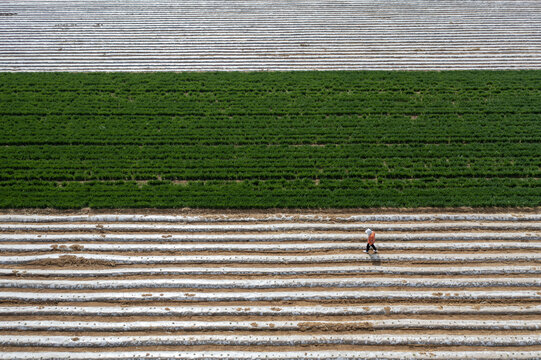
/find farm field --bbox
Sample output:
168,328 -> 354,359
2,1 -> 541,359
1,0 -> 541,71
0,211 -> 540,359
1,71 -> 541,209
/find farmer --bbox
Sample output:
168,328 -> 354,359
363,228 -> 377,253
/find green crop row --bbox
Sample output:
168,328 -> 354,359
0,71 -> 540,208
1,178 -> 539,209
1,144 -> 539,181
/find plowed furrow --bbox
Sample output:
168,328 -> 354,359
1,319 -> 540,331
3,253 -> 541,265
1,351 -> 541,360
2,290 -> 540,302
1,304 -> 539,316
2,265 -> 539,277
2,277 -> 540,289
2,334 -> 541,347
3,232 -> 541,242
3,241 -> 541,252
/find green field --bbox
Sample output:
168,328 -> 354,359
0,71 -> 540,208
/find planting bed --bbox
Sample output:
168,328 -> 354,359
0,210 -> 540,359
0,0 -> 541,71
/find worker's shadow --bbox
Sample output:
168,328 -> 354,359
368,253 -> 382,266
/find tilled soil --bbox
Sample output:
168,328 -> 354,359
0,210 -> 540,359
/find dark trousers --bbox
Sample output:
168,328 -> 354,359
366,243 -> 377,251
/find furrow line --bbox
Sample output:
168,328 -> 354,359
1,319 -> 539,331
1,277 -> 539,290
1,290 -> 538,303
1,334 -> 540,347
2,242 -> 540,253
2,304 -> 539,316
2,253 -> 539,265
2,233 -> 539,242
3,265 -> 539,277
1,351 -> 540,360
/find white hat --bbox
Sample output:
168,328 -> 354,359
365,228 -> 372,234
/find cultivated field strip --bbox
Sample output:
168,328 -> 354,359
2,334 -> 541,347
3,277 -> 541,290
3,221 -> 541,232
3,232 -> 541,242
1,305 -> 540,316
1,212 -> 540,359
4,241 -> 541,252
1,352 -> 541,360
3,253 -> 541,265
2,290 -> 540,303
3,319 -> 541,331
1,0 -> 541,71
2,265 -> 540,277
